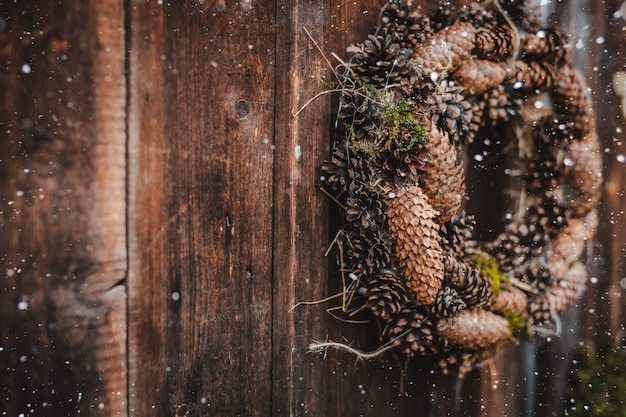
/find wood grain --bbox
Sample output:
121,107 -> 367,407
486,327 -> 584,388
0,1 -> 127,416
127,2 -> 275,416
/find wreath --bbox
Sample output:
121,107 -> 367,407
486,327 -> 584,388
313,0 -> 602,377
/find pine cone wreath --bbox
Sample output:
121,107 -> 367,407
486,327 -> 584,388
315,1 -> 601,378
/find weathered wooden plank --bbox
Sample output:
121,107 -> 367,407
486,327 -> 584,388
0,1 -> 127,416
127,2 -> 275,416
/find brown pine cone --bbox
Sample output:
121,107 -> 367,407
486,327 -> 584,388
562,130 -> 603,217
439,212 -> 476,258
411,21 -> 477,80
489,221 -> 548,271
345,228 -> 393,276
453,59 -> 507,96
473,24 -> 517,62
437,309 -> 511,351
372,140 -> 430,185
419,122 -> 465,225
386,186 -> 445,305
351,33 -> 413,93
431,286 -> 467,318
444,254 -> 493,308
548,211 -> 598,279
426,81 -> 475,145
552,64 -> 594,135
528,261 -> 588,324
365,272 -> 411,322
490,286 -> 528,315
337,89 -> 382,141
482,84 -> 518,126
506,60 -> 556,96
345,184 -> 387,230
320,143 -> 366,195
384,304 -> 438,356
522,27 -> 571,65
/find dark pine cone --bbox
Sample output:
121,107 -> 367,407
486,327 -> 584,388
431,286 -> 467,318
439,212 -> 476,258
505,60 -> 556,97
379,1 -> 434,50
371,139 -> 429,184
522,27 -> 571,65
444,254 -> 493,308
526,197 -> 568,240
365,272 -> 411,322
473,24 -> 517,62
481,84 -> 518,126
384,304 -> 438,356
488,220 -> 549,271
350,32 -> 413,95
337,89 -> 382,140
345,228 -> 393,276
320,142 -> 367,196
425,81 -> 476,145
516,258 -> 555,290
345,183 -> 387,230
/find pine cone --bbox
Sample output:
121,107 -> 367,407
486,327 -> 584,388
453,59 -> 507,95
411,21 -> 477,80
528,261 -> 588,324
552,64 -> 594,135
345,184 -> 387,230
444,254 -> 493,308
439,212 -> 476,258
500,0 -> 543,32
351,33 -> 413,93
521,27 -> 571,65
490,286 -> 528,315
437,309 -> 511,351
426,81 -> 475,145
384,304 -> 437,356
337,89 -> 382,141
473,24 -> 517,62
482,84 -> 518,126
431,286 -> 467,318
489,221 -> 548,271
365,272 -> 411,321
386,186 -> 445,305
419,122 -> 465,224
562,130 -> 603,218
548,211 -> 598,279
379,2 -> 434,50
320,143 -> 366,195
345,228 -> 393,276
506,60 -> 556,96
371,136 -> 430,185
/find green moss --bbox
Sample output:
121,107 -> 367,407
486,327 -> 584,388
565,346 -> 626,416
504,312 -> 529,338
466,252 -> 509,297
339,75 -> 427,157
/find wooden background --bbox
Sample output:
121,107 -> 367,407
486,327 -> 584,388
1,0 -> 624,416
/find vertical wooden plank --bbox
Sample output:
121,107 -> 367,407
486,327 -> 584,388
127,2 -> 275,416
271,1 -> 332,415
0,1 -> 127,416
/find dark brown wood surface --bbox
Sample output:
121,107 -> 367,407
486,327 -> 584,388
0,1 -> 127,416
1,1 -> 624,416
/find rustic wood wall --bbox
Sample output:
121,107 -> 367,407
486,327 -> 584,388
0,1 -> 624,416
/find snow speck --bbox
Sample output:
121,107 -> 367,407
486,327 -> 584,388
348,272 -> 358,282
294,144 -> 301,162
616,154 -> 626,163
20,63 -> 31,74
513,81 -> 524,90
429,72 -> 440,82
247,44 -> 254,50
563,157 -> 574,167
171,291 -> 180,301
575,39 -> 584,50
210,61 -> 218,68
98,403 -> 105,410
619,277 -> 626,289
19,355 -> 27,363
595,36 -> 606,44
17,300 -> 29,311
474,154 -> 484,162
589,276 -> 599,285
536,30 -> 546,39
533,100 -> 544,109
